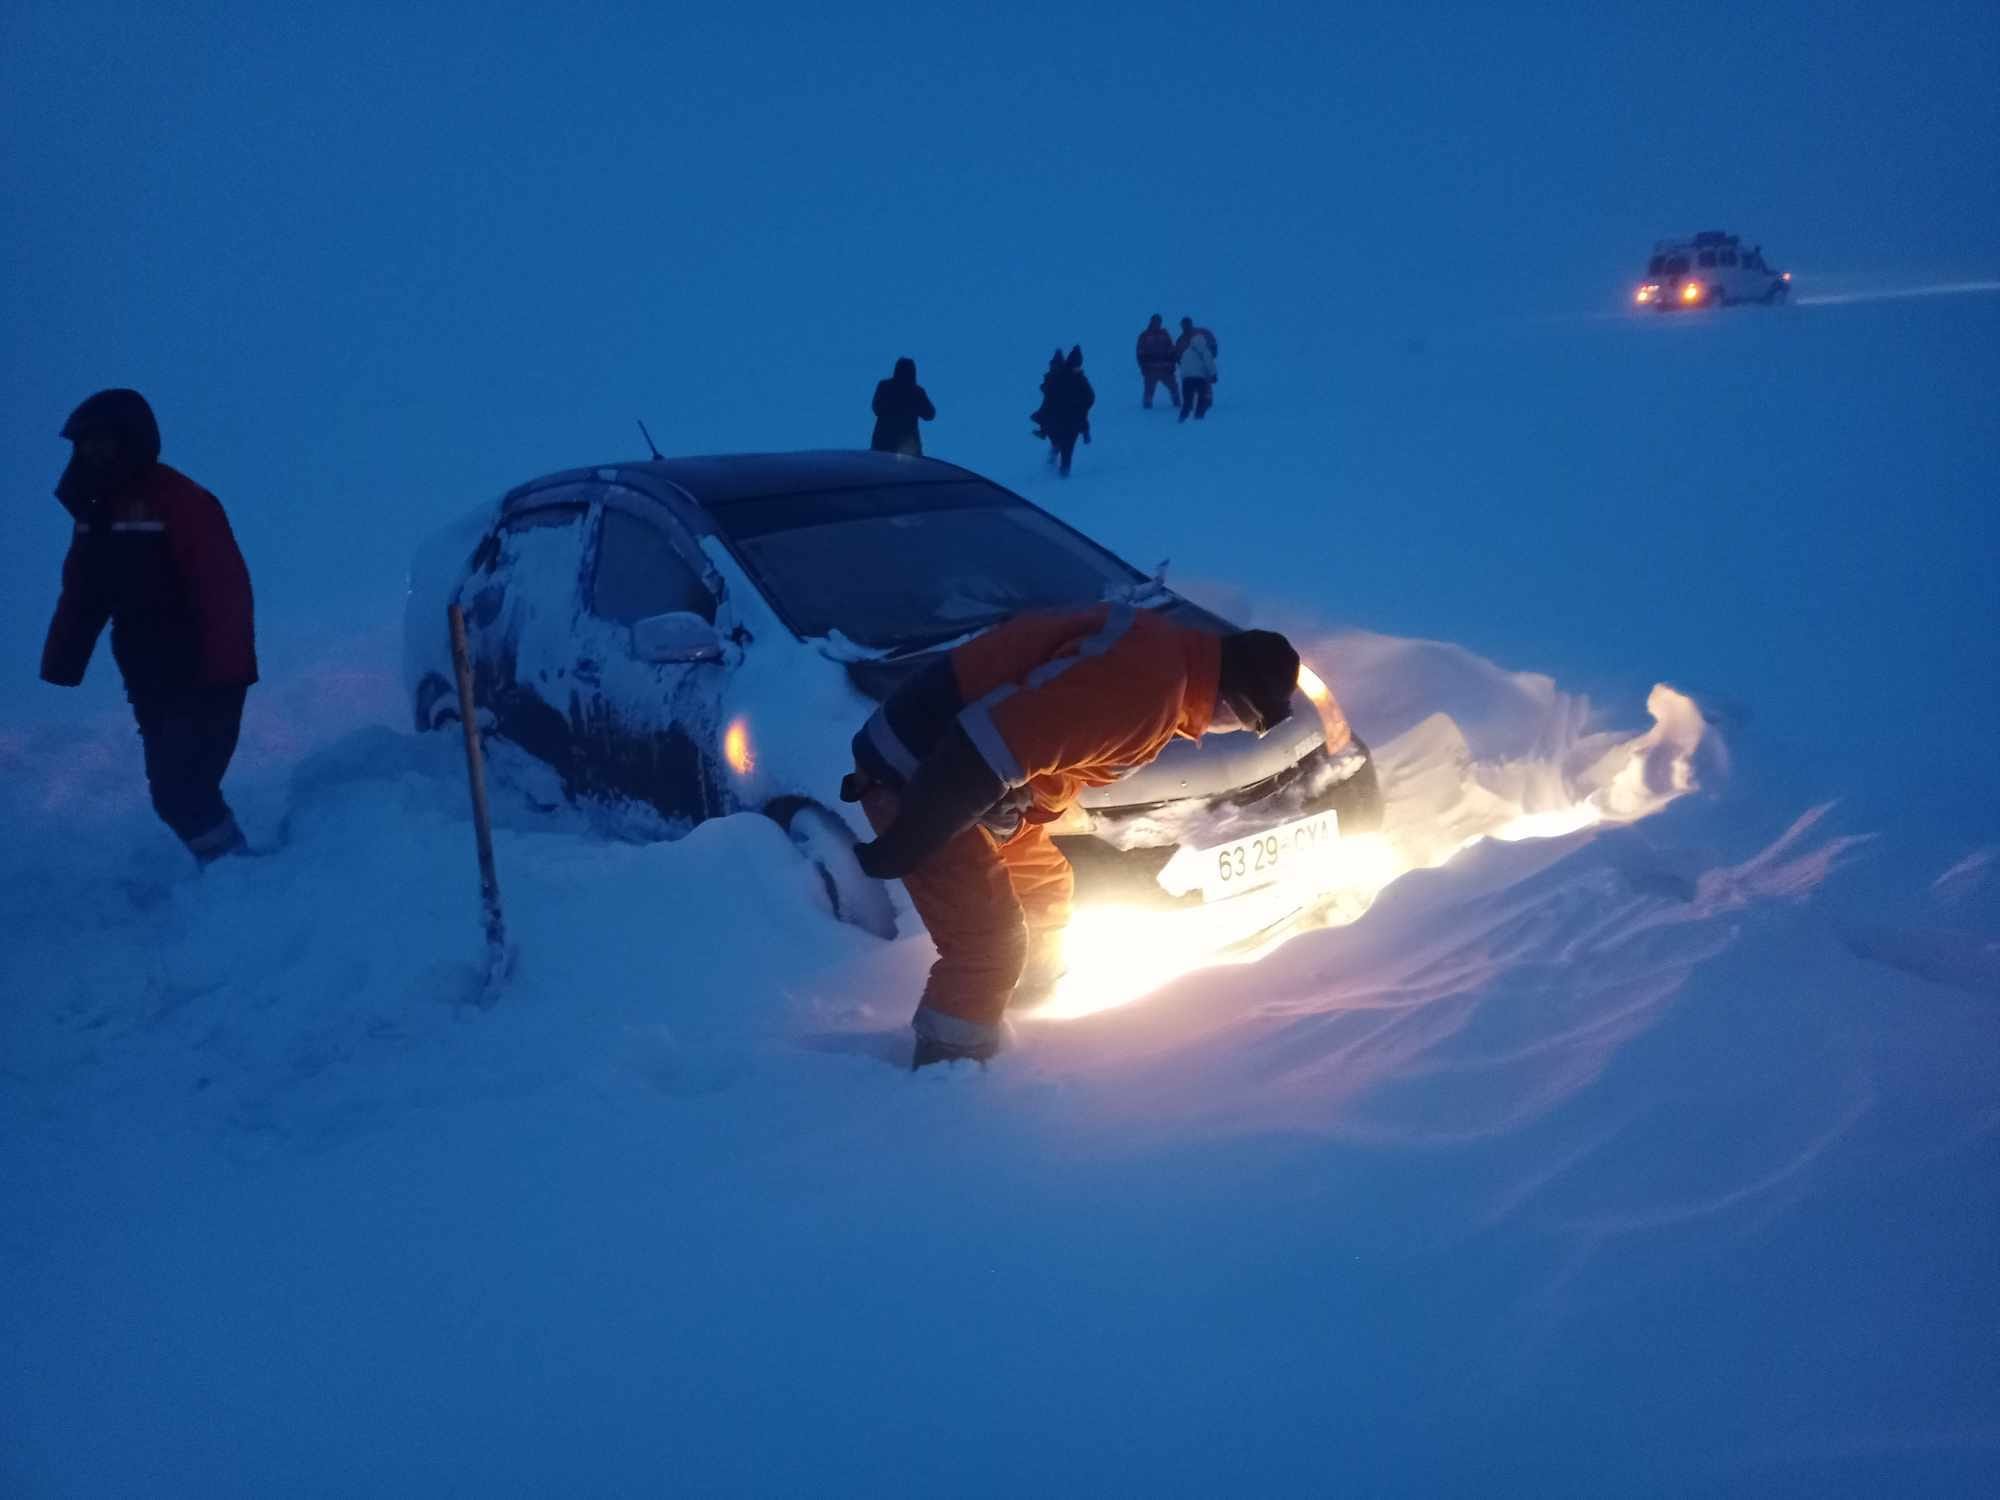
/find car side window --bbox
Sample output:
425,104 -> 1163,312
1698,250 -> 1716,268
592,507 -> 716,623
473,500 -> 587,575
1721,248 -> 1738,266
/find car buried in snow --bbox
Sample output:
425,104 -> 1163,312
405,451 -> 1381,933
1633,231 -> 1791,309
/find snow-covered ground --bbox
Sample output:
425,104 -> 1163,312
3,288 -> 1996,1496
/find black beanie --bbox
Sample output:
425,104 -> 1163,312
61,388 -> 161,463
1217,629 -> 1300,732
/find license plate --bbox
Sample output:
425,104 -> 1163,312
1193,810 -> 1340,902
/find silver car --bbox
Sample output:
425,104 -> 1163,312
405,451 -> 1380,930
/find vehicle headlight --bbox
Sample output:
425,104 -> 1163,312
723,717 -> 755,775
1682,282 -> 1702,302
1296,661 -> 1353,751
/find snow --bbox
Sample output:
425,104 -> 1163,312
3,289 -> 1997,1496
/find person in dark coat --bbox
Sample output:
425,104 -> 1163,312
1135,314 -> 1180,410
40,389 -> 258,863
1029,348 -> 1064,452
1035,346 -> 1096,477
870,357 -> 935,456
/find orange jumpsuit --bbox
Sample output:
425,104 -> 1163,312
857,604 -> 1221,1044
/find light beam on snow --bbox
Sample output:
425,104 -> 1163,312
1795,280 -> 2000,307
1029,686 -> 1708,1022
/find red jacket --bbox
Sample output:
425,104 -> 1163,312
41,462 -> 258,693
1136,327 -> 1176,369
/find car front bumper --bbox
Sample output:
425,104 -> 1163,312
1056,738 -> 1381,909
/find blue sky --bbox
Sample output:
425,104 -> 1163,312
3,0 -> 1994,695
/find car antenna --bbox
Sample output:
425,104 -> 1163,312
637,419 -> 664,461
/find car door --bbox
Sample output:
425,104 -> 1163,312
1694,245 -> 1721,301
579,492 -> 734,822
455,488 -> 595,782
1716,243 -> 1750,301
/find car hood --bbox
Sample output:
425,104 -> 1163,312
1076,697 -> 1326,809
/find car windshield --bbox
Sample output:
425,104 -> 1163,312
714,481 -> 1144,645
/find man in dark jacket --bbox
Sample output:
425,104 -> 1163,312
1136,314 -> 1180,410
41,389 -> 258,864
1036,346 -> 1096,477
869,357 -> 936,456
842,606 -> 1308,1067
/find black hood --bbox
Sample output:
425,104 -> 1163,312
56,389 -> 160,518
61,388 -> 161,462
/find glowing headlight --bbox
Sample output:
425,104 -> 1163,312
723,718 -> 754,775
1295,659 -> 1352,751
1682,282 -> 1702,303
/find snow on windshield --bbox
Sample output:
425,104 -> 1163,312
728,498 -> 1139,644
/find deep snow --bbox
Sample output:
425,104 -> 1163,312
3,287 -> 1997,1496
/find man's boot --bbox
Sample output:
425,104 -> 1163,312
911,1035 -> 1000,1070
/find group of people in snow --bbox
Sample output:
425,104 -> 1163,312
1134,314 -> 1220,421
42,352 -> 1300,1078
866,313 -> 1222,478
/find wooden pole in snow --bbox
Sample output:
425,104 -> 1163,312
448,603 -> 508,1002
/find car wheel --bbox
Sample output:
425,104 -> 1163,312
764,796 -> 898,940
415,672 -> 458,732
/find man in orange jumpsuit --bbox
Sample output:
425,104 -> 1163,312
844,604 -> 1304,1068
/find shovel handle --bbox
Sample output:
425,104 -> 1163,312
448,603 -> 507,990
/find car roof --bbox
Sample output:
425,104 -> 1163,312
1652,231 -> 1742,252
503,450 -> 989,513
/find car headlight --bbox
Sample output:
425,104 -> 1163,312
1296,662 -> 1353,752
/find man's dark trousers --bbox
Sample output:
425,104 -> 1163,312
134,684 -> 248,860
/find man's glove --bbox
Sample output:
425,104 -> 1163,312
849,724 -> 1007,881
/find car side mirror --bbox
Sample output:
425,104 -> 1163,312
632,611 -> 725,664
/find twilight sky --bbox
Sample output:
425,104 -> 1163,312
3,0 -> 1994,699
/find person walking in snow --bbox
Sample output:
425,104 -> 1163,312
1172,315 -> 1219,364
1029,348 -> 1064,448
39,389 -> 258,864
1034,346 -> 1095,477
841,608 -> 1307,1068
1136,314 -> 1180,410
869,357 -> 935,456
1175,318 -> 1218,422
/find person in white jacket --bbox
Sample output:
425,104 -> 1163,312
1176,321 -> 1218,422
